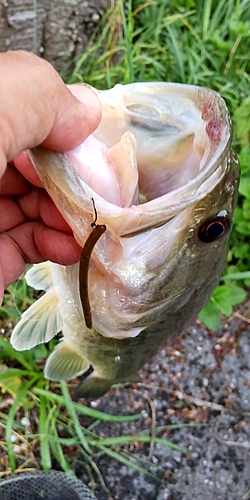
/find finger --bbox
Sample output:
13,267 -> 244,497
0,230 -> 80,290
0,222 -> 81,289
34,224 -> 81,264
0,50 -> 101,177
38,190 -> 72,232
43,83 -> 102,150
6,221 -> 80,267
17,189 -> 72,233
0,262 -> 3,306
14,152 -> 43,187
0,197 -> 26,232
15,189 -> 40,221
0,163 -> 29,194
13,83 -> 104,187
0,234 -> 27,289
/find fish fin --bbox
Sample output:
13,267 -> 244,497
74,373 -> 113,400
26,262 -> 53,291
44,341 -> 90,381
10,287 -> 62,351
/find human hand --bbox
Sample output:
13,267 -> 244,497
0,50 -> 101,305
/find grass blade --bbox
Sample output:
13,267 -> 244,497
0,337 -> 38,372
166,26 -> 185,82
39,395 -> 52,469
60,381 -> 91,454
49,421 -> 72,473
33,387 -> 144,422
89,434 -> 186,452
120,0 -> 134,83
202,0 -> 212,39
96,445 -> 162,481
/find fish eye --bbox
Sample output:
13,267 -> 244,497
198,216 -> 231,243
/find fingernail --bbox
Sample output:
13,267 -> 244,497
68,84 -> 101,109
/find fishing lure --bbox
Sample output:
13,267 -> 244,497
79,199 -> 106,329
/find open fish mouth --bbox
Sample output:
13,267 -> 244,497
27,82 -> 237,340
31,82 -> 232,237
92,82 -> 231,203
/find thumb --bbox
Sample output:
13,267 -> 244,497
0,50 -> 101,177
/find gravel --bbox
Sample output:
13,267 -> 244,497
76,302 -> 250,500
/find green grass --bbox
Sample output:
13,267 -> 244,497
64,0 -> 250,102
0,320 -> 191,487
1,0 -> 250,489
0,284 -> 189,487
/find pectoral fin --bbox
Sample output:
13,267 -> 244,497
44,341 -> 90,381
74,373 -> 113,399
26,261 -> 53,291
10,287 -> 62,351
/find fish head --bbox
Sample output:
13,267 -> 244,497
29,82 -> 239,340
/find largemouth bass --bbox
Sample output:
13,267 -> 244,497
11,82 -> 239,399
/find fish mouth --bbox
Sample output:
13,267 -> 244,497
95,82 -> 232,199
30,82 -> 232,237
27,83 -> 237,342
86,83 -> 232,220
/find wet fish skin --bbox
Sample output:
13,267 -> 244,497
60,154 -> 240,399
10,82 -> 240,399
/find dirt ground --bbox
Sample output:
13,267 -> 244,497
76,302 -> 250,500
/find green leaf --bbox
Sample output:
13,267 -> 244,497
238,148 -> 250,176
225,284 -> 247,306
230,244 -> 250,260
234,97 -> 250,148
229,19 -> 250,36
199,300 -> 221,330
204,283 -> 247,320
222,271 -> 250,280
0,364 -> 22,398
239,177 -> 250,198
199,279 -> 247,330
212,295 -> 232,316
210,284 -> 246,315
